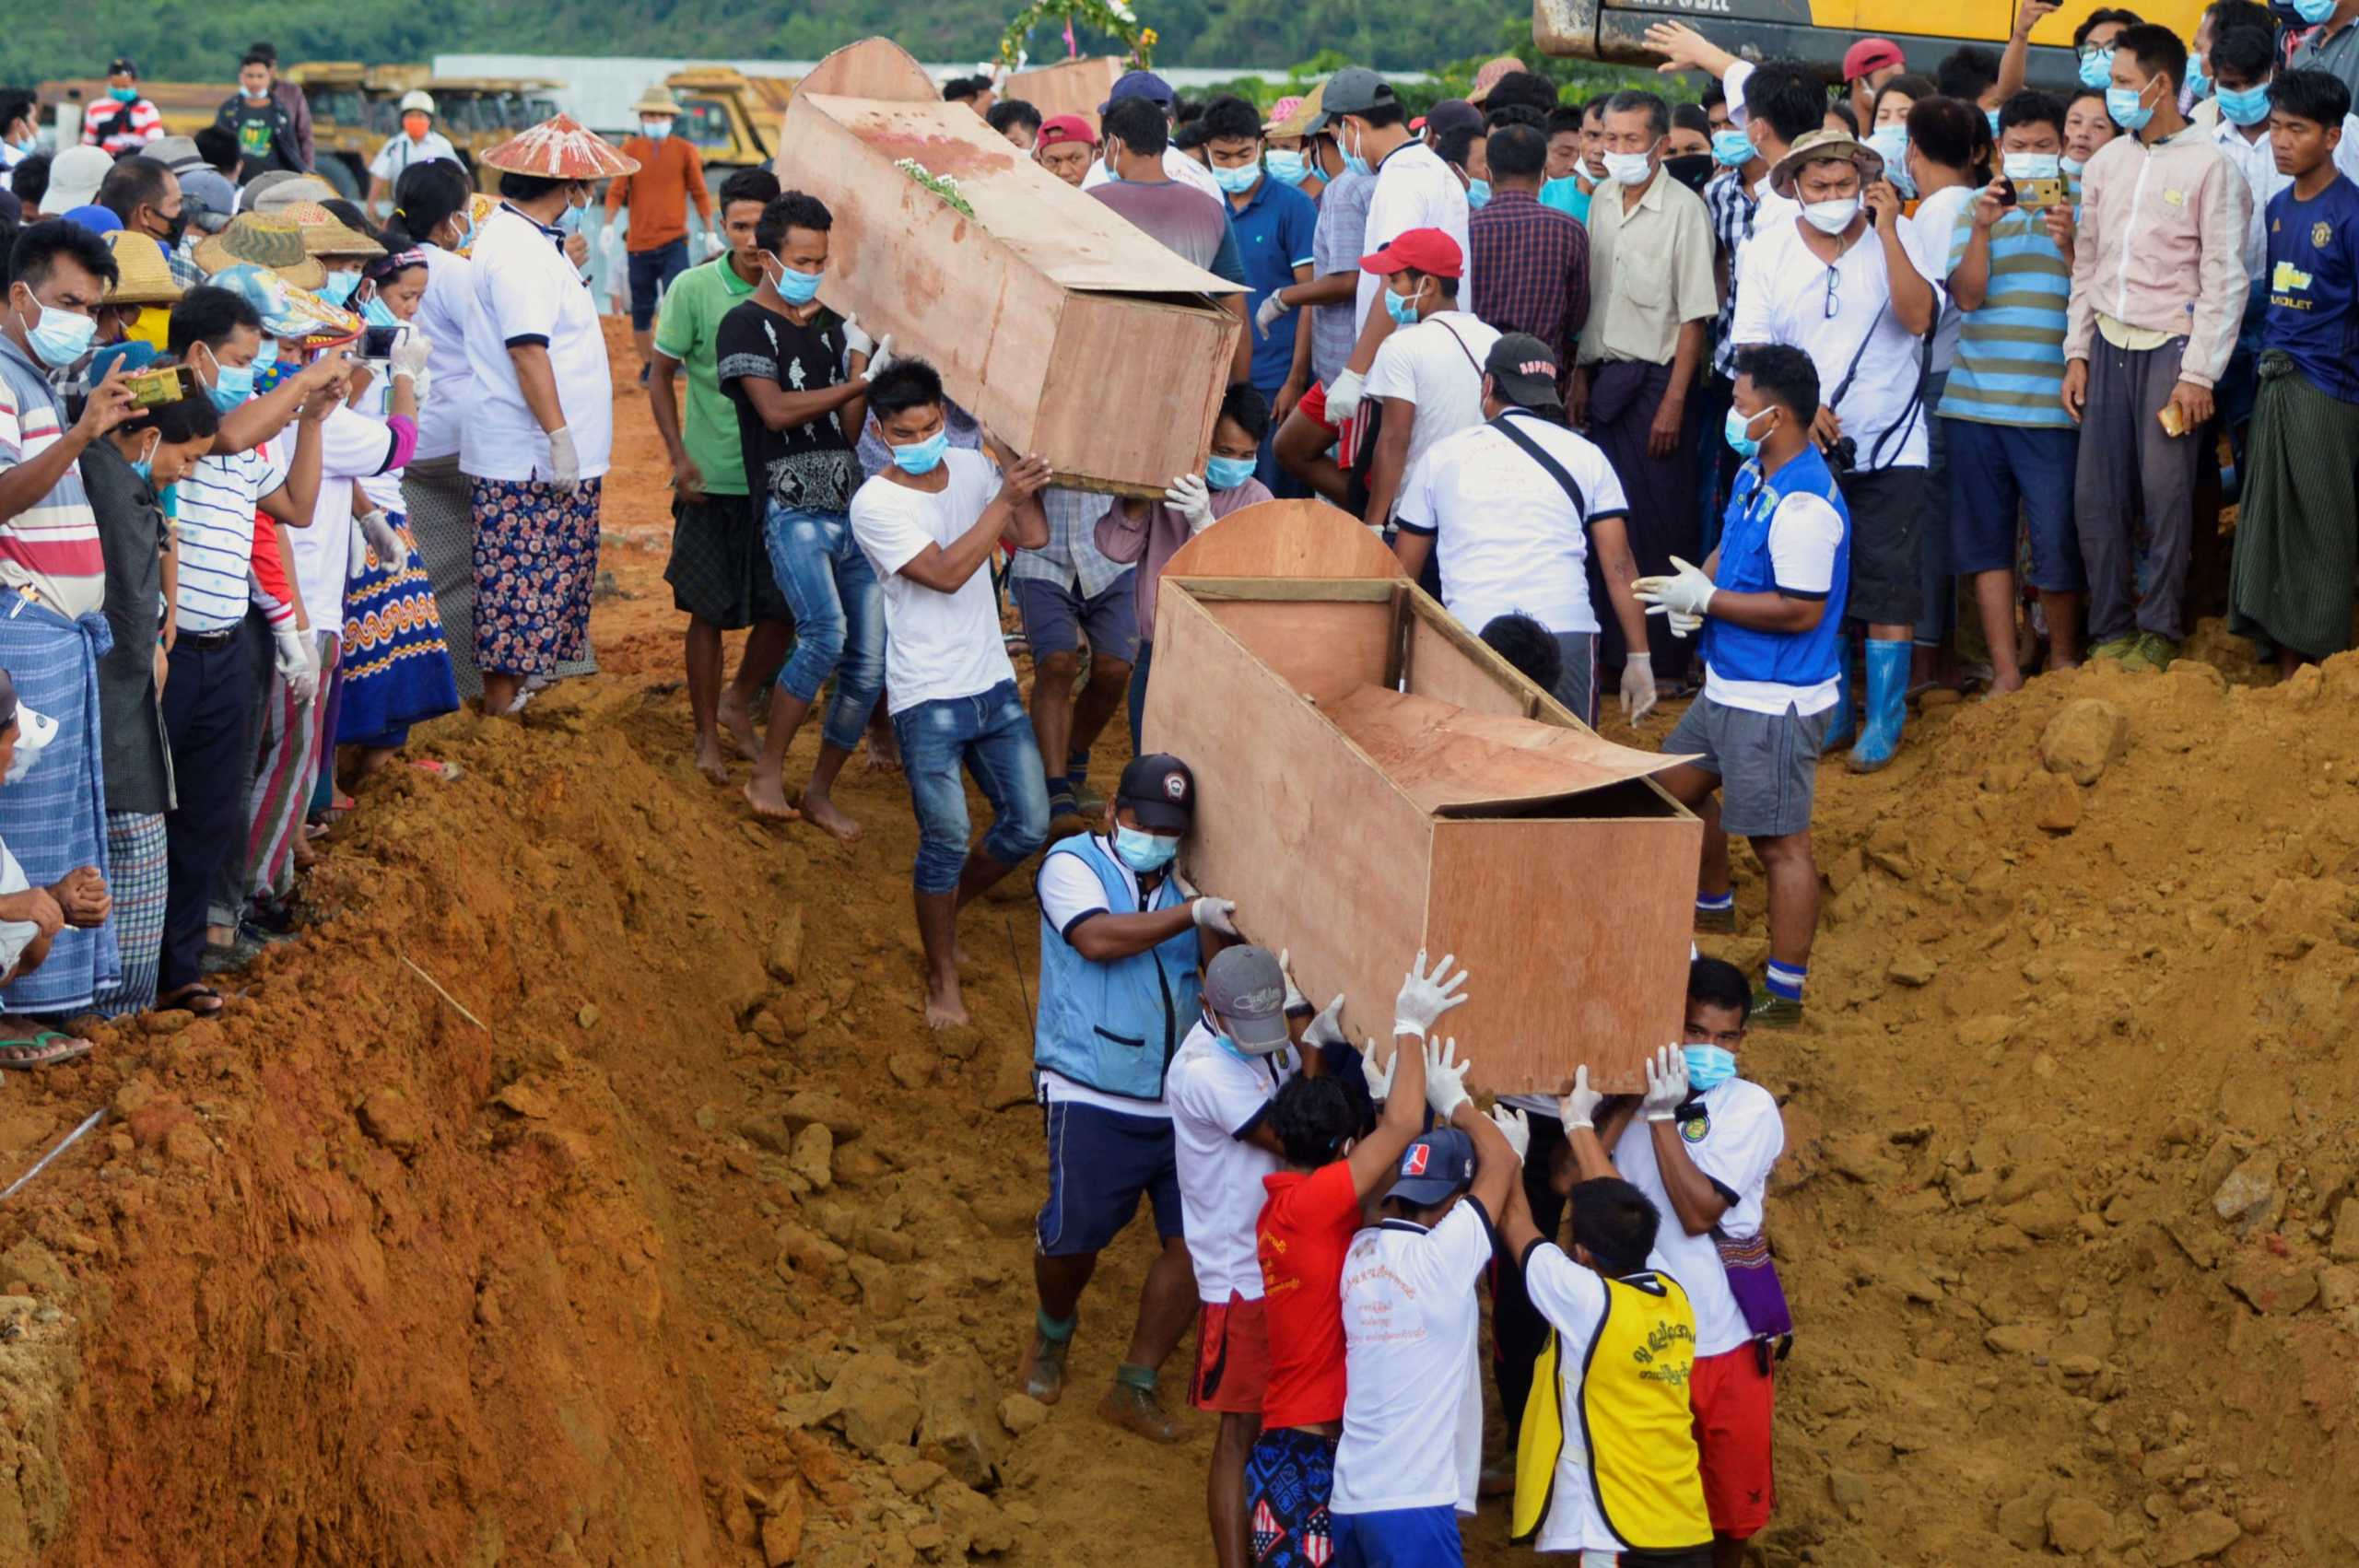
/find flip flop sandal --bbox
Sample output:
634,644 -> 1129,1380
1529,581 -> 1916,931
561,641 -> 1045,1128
0,1032 -> 93,1069
409,758 -> 464,782
159,985 -> 226,1019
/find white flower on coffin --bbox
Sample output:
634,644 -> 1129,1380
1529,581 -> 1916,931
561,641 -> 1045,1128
1107,0 -> 1138,19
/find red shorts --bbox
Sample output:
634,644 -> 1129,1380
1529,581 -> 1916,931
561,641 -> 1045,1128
1690,1345 -> 1776,1538
1190,1293 -> 1271,1414
1293,379 -> 1363,468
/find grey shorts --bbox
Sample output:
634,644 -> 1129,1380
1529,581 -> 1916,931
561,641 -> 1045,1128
1662,695 -> 1832,838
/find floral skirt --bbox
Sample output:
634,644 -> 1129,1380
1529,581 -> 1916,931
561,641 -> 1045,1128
469,475 -> 603,679
339,510 -> 460,748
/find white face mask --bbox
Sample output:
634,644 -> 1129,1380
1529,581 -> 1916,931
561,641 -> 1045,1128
1601,140 -> 1660,186
1802,196 -> 1861,234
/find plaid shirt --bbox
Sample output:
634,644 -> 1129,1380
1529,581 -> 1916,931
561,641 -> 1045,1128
1010,486 -> 1128,601
1706,170 -> 1760,380
1467,189 -> 1589,380
163,239 -> 205,291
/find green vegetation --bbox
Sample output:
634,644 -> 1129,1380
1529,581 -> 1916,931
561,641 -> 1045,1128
10,2 -> 1674,99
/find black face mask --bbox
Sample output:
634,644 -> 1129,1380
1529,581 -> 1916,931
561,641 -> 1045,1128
156,207 -> 190,248
1664,153 -> 1717,194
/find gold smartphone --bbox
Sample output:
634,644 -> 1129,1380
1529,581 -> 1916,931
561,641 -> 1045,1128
123,364 -> 201,409
2009,176 -> 2067,211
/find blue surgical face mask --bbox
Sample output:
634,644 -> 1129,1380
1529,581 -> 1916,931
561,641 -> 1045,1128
1204,454 -> 1256,491
2216,83 -> 2273,126
361,294 -> 399,328
1682,1045 -> 1738,1093
2002,151 -> 2062,181
1384,280 -> 1425,327
109,85 -> 139,104
10,288 -> 98,369
1866,126 -> 1913,195
2185,53 -> 2212,100
2297,0 -> 2339,23
890,430 -> 950,475
1264,148 -> 1309,186
2079,47 -> 2116,90
643,119 -> 674,142
1712,128 -> 1755,167
1465,177 -> 1491,209
2060,152 -> 2087,177
129,431 -> 159,485
200,343 -> 255,412
767,253 -> 822,306
1341,122 -> 1372,178
8,135 -> 36,156
1987,107 -> 2003,135
1112,824 -> 1179,872
2107,81 -> 2156,133
318,271 -> 360,305
1723,404 -> 1771,460
1211,160 -> 1260,194
556,193 -> 590,238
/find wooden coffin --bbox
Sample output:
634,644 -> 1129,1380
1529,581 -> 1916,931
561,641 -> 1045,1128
1004,57 -> 1125,135
775,40 -> 1241,497
1144,500 -> 1703,1094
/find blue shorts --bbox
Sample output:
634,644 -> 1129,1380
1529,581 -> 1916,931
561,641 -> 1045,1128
1036,1097 -> 1182,1257
626,237 -> 690,330
1011,573 -> 1140,665
1331,1504 -> 1462,1567
1945,417 -> 2085,592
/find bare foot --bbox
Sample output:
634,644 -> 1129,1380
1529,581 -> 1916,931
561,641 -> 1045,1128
925,970 -> 969,1029
743,776 -> 803,822
717,688 -> 761,761
694,731 -> 731,786
863,726 -> 902,774
799,789 -> 863,845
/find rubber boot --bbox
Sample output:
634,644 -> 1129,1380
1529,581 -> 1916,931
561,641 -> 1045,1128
1847,638 -> 1910,773
1819,650 -> 1856,754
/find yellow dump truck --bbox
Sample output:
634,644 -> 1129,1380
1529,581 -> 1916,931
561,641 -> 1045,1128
288,61 -> 562,197
1534,0 -> 2203,85
663,66 -> 797,185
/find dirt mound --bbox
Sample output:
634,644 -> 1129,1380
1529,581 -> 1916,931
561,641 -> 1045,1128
2,324 -> 2352,1565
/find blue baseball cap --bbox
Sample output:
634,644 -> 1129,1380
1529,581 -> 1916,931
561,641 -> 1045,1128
1100,70 -> 1177,113
1385,1127 -> 1475,1207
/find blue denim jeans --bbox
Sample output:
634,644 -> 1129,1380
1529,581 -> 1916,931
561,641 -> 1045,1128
891,679 -> 1050,895
761,501 -> 885,753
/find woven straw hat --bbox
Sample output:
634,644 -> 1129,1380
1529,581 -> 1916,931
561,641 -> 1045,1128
102,232 -> 183,306
279,200 -> 387,258
481,113 -> 640,180
194,215 -> 328,290
631,86 -> 681,117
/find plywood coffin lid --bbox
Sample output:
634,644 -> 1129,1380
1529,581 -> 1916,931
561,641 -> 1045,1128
1165,498 -> 1407,579
1322,685 -> 1696,813
795,37 -> 939,102
799,92 -> 1241,297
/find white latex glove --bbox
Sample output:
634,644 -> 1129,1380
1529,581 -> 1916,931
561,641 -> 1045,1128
1490,1104 -> 1532,1163
1392,948 -> 1470,1040
1164,474 -> 1215,536
1561,1064 -> 1603,1131
860,334 -> 898,384
1325,368 -> 1366,423
1358,1037 -> 1395,1102
273,626 -> 320,708
1425,1036 -> 1474,1123
1304,993 -> 1347,1053
698,229 -> 725,260
600,224 -> 626,264
546,426 -> 581,495
1620,654 -> 1658,724
1190,895 -> 1240,936
1663,606 -> 1704,638
1278,947 -> 1309,1013
1253,289 -> 1294,338
1633,555 -> 1716,621
358,509 -> 405,568
388,326 -> 431,384
841,314 -> 875,358
1641,1044 -> 1691,1122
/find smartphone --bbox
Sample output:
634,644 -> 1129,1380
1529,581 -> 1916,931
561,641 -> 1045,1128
123,364 -> 201,408
361,322 -> 408,359
2009,176 -> 2067,211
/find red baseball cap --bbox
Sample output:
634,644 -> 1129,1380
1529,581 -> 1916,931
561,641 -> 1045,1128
1037,114 -> 1095,148
1841,37 -> 1905,81
1360,227 -> 1463,279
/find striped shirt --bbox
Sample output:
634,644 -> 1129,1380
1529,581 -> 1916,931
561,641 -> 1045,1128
1938,205 -> 2075,430
1010,487 -> 1125,601
1706,170 -> 1759,380
173,446 -> 288,633
81,98 -> 163,157
0,335 -> 106,617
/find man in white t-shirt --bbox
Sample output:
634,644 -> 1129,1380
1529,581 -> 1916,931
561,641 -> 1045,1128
1025,752 -> 1244,1444
1567,957 -> 1786,1567
847,359 -> 1051,1030
1731,129 -> 1941,776
1166,942 -> 1299,1568
1394,332 -> 1653,730
1319,67 -> 1473,428
1330,1038 -> 1521,1566
1355,227 -> 1498,539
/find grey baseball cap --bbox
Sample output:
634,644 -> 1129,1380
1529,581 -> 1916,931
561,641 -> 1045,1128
1321,67 -> 1398,121
1203,945 -> 1291,1054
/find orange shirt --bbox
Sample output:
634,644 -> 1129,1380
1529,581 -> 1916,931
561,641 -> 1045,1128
604,135 -> 714,252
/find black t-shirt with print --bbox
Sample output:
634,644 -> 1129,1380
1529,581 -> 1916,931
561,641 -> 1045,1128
715,298 -> 861,514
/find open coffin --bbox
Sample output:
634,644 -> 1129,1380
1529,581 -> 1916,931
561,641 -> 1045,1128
1142,500 -> 1703,1094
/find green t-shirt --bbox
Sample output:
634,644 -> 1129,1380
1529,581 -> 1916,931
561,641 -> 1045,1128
652,254 -> 762,496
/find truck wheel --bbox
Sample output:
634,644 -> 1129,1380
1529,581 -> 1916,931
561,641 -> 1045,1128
321,155 -> 364,200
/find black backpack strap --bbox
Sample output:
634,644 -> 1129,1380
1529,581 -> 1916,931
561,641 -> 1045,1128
1488,411 -> 1588,523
